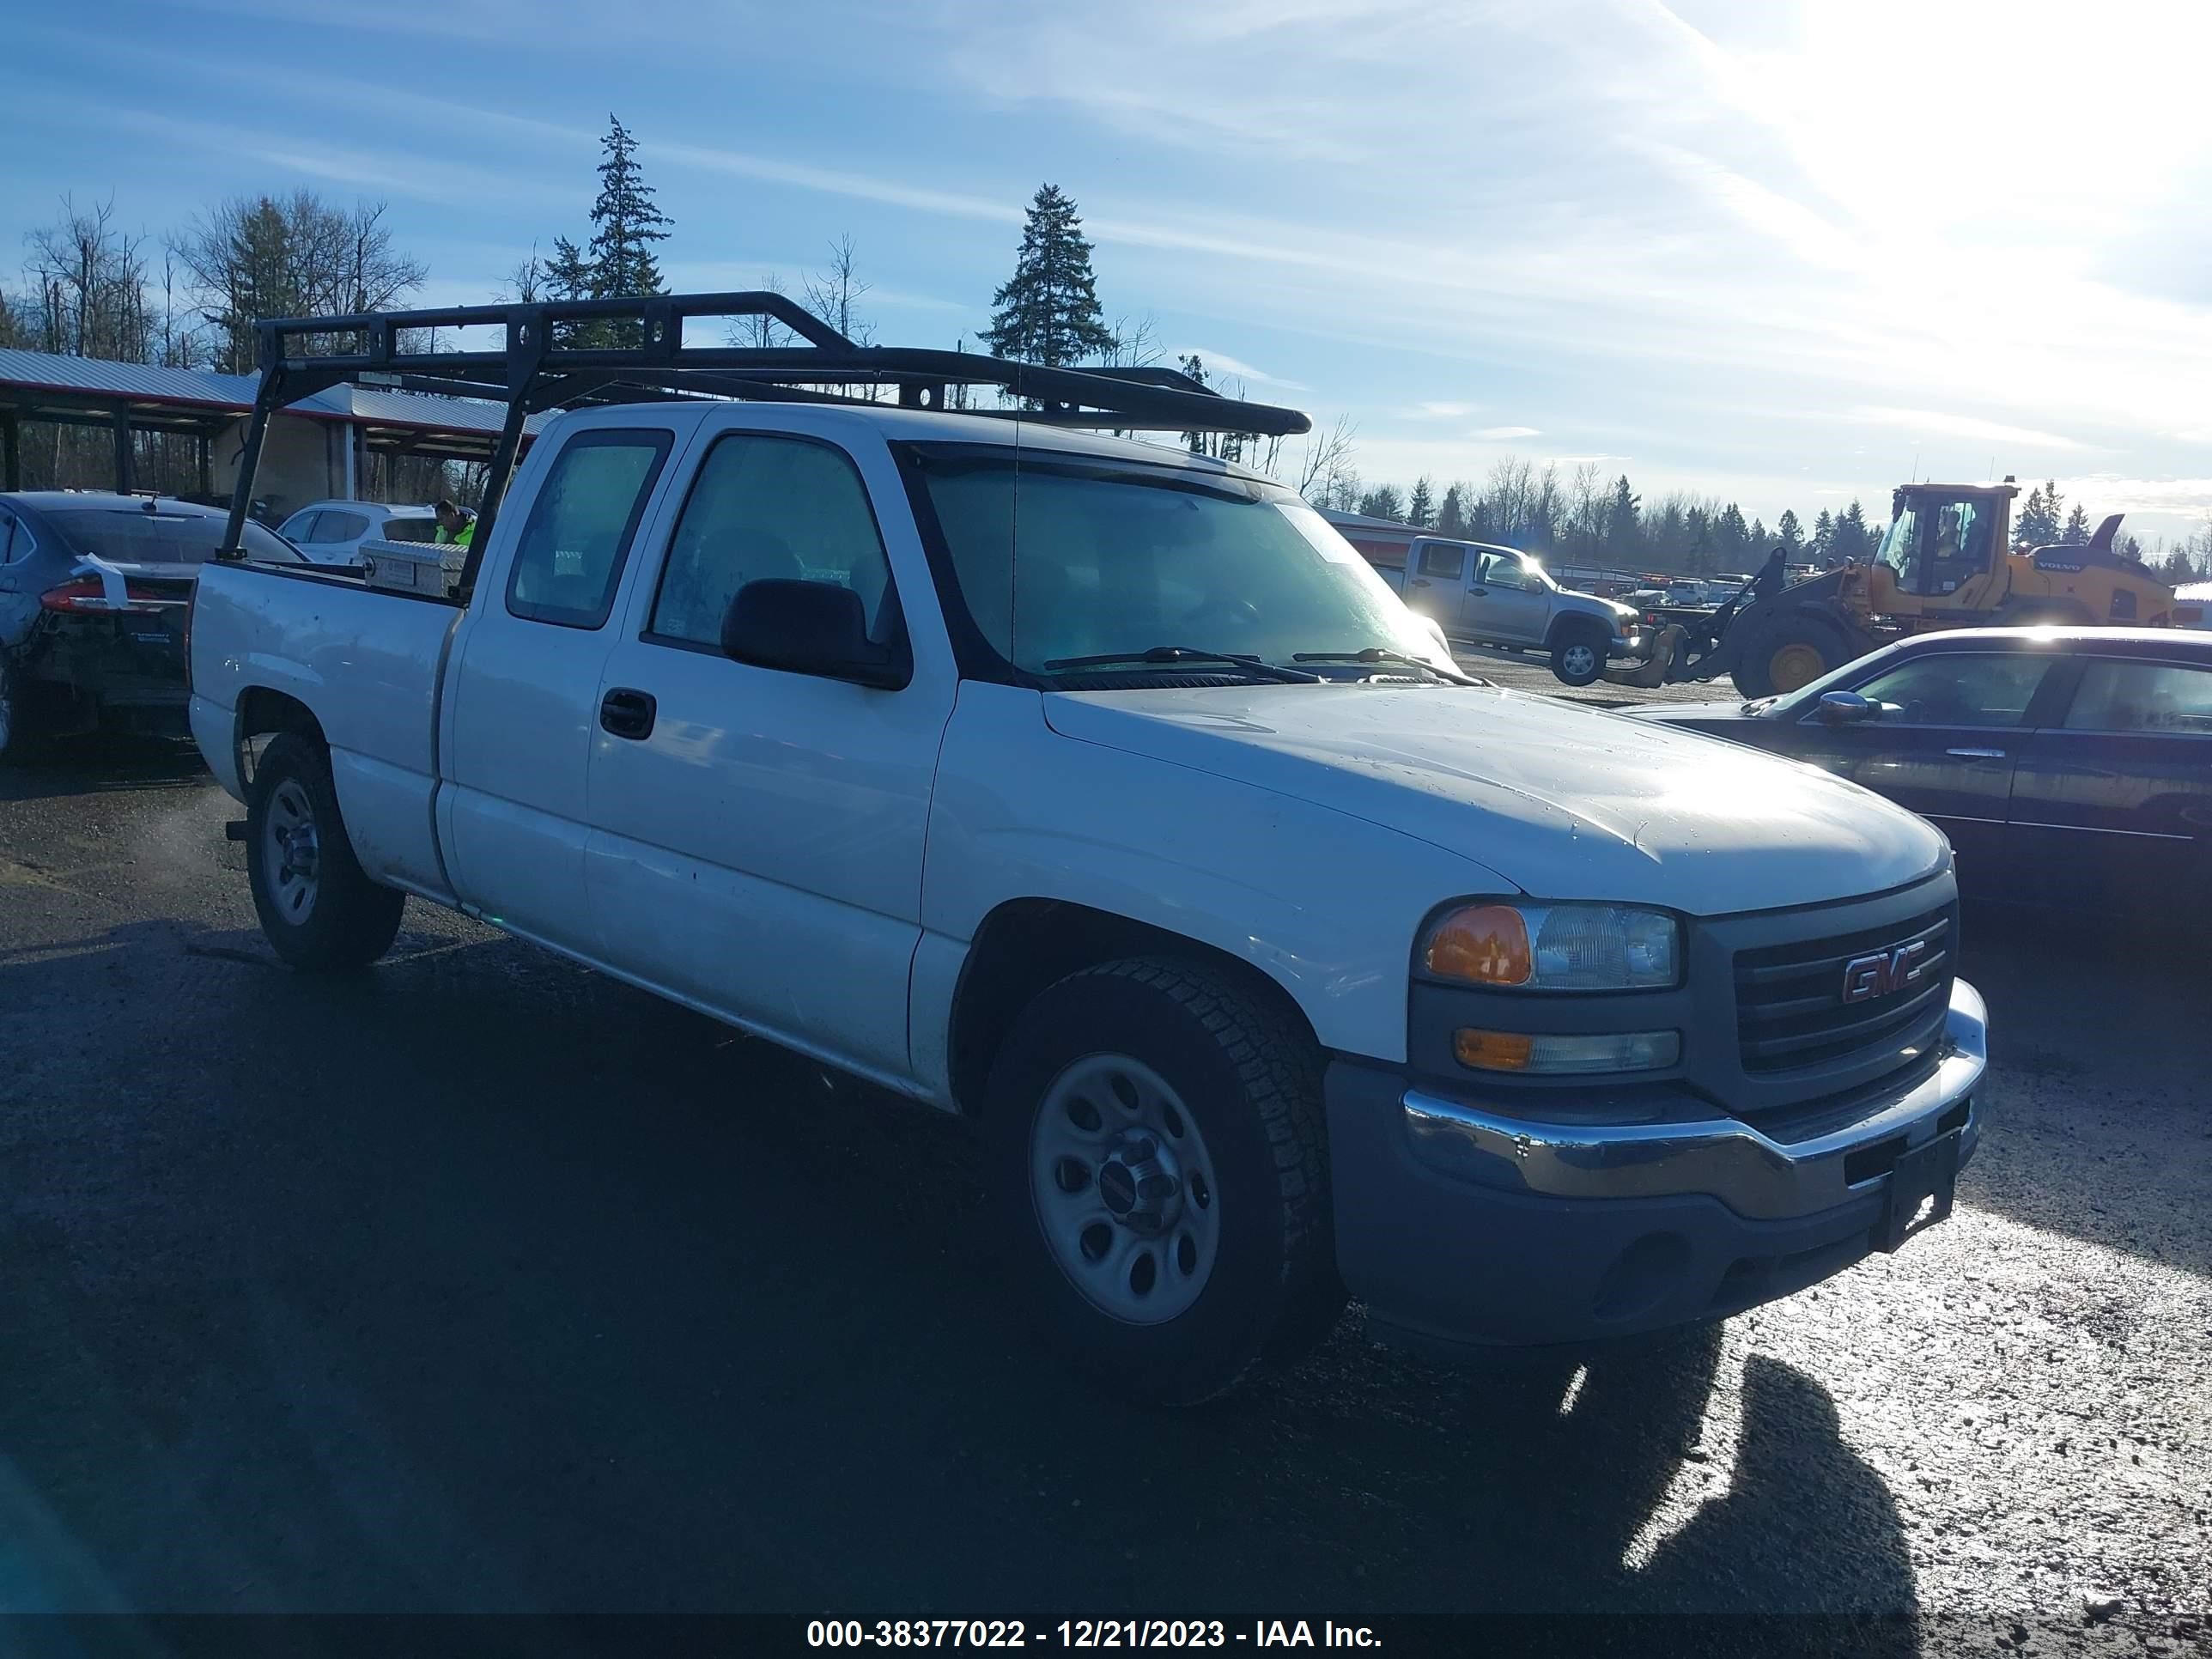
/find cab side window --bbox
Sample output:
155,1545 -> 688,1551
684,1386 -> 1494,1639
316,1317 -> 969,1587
506,428 -> 674,629
1481,553 -> 1534,591
647,434 -> 896,651
1417,543 -> 1465,580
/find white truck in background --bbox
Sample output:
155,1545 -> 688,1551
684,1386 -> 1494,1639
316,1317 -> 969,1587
185,295 -> 1988,1402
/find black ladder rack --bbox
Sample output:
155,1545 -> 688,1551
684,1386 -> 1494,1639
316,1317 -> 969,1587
221,290 -> 1312,596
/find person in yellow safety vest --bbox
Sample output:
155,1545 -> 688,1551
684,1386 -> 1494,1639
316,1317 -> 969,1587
433,498 -> 477,550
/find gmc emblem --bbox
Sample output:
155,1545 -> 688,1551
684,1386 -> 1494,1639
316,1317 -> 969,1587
1841,939 -> 1929,1005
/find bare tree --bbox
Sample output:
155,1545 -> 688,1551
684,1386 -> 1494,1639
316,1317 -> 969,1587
501,243 -> 547,303
726,271 -> 796,349
1294,415 -> 1358,504
174,191 -> 426,372
1097,313 -> 1162,370
23,194 -> 153,362
801,234 -> 873,345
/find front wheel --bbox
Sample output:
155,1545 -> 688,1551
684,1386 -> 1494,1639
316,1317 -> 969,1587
1550,630 -> 1606,686
987,958 -> 1341,1404
1729,611 -> 1848,699
246,732 -> 405,971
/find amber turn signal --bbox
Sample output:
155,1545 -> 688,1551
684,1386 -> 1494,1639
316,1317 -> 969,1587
1453,1029 -> 1536,1071
1425,904 -> 1533,987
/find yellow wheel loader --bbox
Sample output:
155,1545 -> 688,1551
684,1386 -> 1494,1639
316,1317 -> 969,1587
1607,480 -> 2196,698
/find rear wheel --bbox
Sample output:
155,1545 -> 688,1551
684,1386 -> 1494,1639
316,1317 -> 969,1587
246,732 -> 405,971
1730,611 -> 1849,699
987,957 -> 1341,1405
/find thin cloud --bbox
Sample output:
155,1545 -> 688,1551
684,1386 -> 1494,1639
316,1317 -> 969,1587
1845,407 -> 2088,452
1170,347 -> 1306,391
1471,425 -> 1541,441
1413,401 -> 1476,418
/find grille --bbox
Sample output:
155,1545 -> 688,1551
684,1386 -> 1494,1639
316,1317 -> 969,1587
1733,903 -> 1954,1076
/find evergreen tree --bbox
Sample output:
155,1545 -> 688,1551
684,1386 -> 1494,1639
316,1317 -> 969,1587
586,115 -> 672,346
981,184 -> 1115,368
1176,353 -> 1212,454
1356,484 -> 1406,522
1436,483 -> 1467,538
2061,502 -> 2091,544
1810,507 -> 1834,559
1832,499 -> 1871,562
1715,502 -> 1751,566
1407,476 -> 1435,528
2014,483 -> 2059,549
1604,474 -> 1640,559
1748,516 -> 1769,550
1777,509 -> 1803,553
543,235 -> 597,347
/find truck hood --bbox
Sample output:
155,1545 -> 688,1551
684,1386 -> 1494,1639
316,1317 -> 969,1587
1042,684 -> 1947,916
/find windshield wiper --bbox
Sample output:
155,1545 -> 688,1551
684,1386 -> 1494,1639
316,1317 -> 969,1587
1291,647 -> 1483,685
1042,646 -> 1322,684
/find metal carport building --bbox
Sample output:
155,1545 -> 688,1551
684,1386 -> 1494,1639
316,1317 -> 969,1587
0,348 -> 544,517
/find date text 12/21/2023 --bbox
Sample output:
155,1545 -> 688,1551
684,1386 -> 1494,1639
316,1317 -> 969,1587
805,1620 -> 1382,1649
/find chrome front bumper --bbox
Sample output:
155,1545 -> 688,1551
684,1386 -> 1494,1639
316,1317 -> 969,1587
1400,978 -> 1986,1222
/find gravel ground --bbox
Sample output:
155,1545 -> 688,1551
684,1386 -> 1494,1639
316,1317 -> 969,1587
0,734 -> 2205,1654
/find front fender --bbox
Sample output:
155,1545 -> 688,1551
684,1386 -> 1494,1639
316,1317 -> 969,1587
920,683 -> 1516,1064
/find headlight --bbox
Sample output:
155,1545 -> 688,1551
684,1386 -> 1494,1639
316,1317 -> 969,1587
1424,902 -> 1680,991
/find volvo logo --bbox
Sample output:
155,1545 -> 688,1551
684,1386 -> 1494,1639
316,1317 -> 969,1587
1841,939 -> 1929,1005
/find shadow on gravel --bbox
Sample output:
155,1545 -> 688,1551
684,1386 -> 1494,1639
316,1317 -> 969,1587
1954,903 -> 2212,1280
0,912 -> 1925,1631
0,732 -> 206,803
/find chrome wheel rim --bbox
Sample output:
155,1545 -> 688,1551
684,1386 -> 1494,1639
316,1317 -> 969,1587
1030,1054 -> 1221,1325
263,779 -> 321,924
1562,643 -> 1597,679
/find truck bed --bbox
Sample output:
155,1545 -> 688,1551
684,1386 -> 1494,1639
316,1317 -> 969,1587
189,558 -> 461,902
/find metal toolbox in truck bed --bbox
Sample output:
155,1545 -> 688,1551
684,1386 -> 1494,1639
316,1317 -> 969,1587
359,538 -> 467,597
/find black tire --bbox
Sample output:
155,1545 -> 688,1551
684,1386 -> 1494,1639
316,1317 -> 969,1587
246,731 -> 405,971
1549,624 -> 1607,687
986,957 -> 1342,1405
1729,610 -> 1847,700
0,653 -> 43,766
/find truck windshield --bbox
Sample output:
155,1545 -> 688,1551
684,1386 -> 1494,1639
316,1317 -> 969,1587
1875,502 -> 1920,587
910,451 -> 1451,678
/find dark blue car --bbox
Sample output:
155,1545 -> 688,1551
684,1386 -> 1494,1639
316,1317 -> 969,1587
0,493 -> 303,762
1623,627 -> 2212,915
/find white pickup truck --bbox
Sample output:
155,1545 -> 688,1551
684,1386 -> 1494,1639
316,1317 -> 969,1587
187,301 -> 1986,1402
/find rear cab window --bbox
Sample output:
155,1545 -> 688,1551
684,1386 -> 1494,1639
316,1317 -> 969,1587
506,429 -> 675,629
1417,542 -> 1466,580
647,433 -> 897,650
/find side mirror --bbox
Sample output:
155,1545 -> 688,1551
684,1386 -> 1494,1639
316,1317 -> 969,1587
1816,690 -> 1878,725
721,578 -> 908,690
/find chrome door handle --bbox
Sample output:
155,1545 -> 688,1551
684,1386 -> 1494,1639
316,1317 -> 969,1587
1945,747 -> 2006,759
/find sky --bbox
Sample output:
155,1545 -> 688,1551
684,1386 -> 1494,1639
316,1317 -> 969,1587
6,0 -> 2211,543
